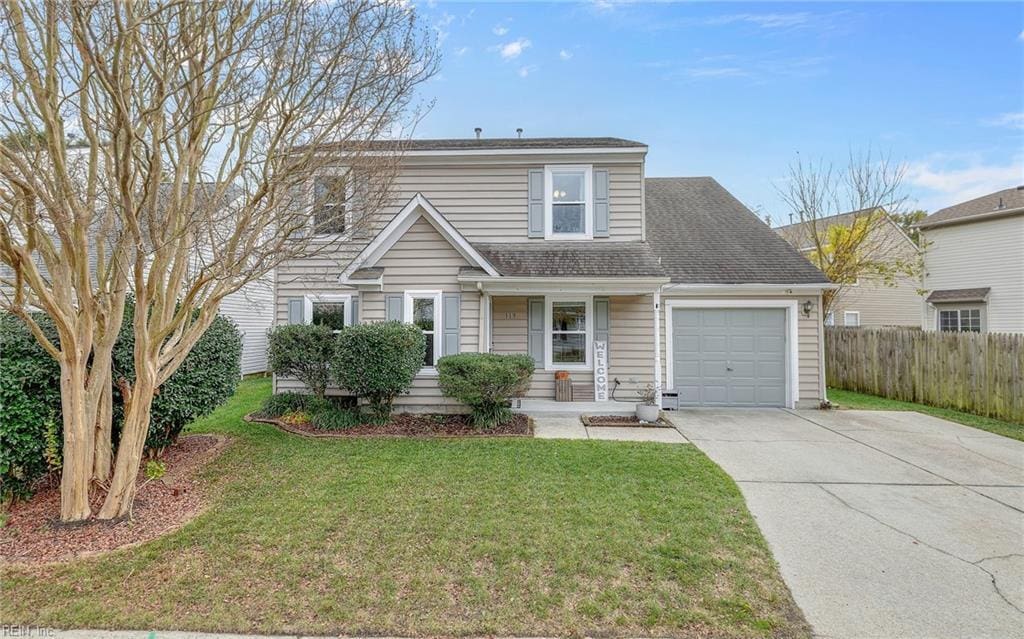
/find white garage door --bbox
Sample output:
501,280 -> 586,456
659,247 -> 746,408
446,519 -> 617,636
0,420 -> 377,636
671,308 -> 788,407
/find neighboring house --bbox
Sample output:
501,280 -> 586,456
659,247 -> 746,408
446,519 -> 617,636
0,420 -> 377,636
917,186 -> 1024,333
0,184 -> 275,375
774,210 -> 922,328
275,136 -> 832,410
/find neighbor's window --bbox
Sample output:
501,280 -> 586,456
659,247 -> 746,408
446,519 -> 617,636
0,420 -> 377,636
546,166 -> 591,237
824,312 -> 835,326
551,302 -> 587,364
313,176 -> 347,235
939,309 -> 981,333
844,311 -> 860,327
408,293 -> 441,367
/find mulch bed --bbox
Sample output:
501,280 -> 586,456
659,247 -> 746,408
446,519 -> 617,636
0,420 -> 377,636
0,434 -> 230,565
248,412 -> 533,438
582,414 -> 673,428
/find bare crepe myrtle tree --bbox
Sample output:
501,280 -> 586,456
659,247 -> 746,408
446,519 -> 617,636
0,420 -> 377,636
0,0 -> 437,521
776,151 -> 922,315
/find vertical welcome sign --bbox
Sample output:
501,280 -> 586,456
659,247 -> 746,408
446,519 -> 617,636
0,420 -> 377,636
593,340 -> 608,401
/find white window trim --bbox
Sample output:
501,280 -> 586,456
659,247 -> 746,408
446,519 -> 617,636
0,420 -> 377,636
843,311 -> 861,327
544,295 -> 593,371
303,294 -> 352,332
310,169 -> 355,240
936,307 -> 983,333
544,164 -> 593,240
663,299 -> 800,409
404,289 -> 443,374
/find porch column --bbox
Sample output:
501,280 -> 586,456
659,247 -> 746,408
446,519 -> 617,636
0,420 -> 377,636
478,291 -> 491,353
653,288 -> 662,408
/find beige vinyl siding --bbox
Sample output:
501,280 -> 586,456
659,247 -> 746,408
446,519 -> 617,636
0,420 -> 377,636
922,215 -> 1024,333
828,273 -> 923,328
659,294 -> 824,407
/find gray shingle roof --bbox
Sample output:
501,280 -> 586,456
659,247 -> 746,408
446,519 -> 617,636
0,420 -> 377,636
307,137 -> 646,152
918,186 -> 1024,229
473,241 -> 667,278
773,208 -> 881,248
925,287 -> 991,304
645,177 -> 830,285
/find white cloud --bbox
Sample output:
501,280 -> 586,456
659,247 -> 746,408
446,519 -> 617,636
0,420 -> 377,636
684,66 -> 747,78
984,112 -> 1024,129
433,12 -> 455,44
454,46 -> 470,56
559,49 -> 573,61
703,12 -> 813,29
518,65 -> 537,78
493,38 -> 531,60
1019,29 -> 1024,41
906,157 -> 1024,210
493,25 -> 509,36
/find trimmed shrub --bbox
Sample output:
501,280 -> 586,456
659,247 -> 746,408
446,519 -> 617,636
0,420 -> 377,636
112,300 -> 242,454
0,313 -> 62,502
267,324 -> 336,399
1,303 -> 241,501
437,353 -> 535,428
332,321 -> 424,423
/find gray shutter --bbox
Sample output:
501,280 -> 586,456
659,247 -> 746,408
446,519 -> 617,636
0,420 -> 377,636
527,168 -> 544,238
527,297 -> 544,366
594,169 -> 609,238
287,298 -> 305,324
594,297 -> 609,359
350,295 -> 360,325
385,294 -> 404,322
442,293 -> 460,356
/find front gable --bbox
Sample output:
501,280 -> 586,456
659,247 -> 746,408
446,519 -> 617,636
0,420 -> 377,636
340,193 -> 499,287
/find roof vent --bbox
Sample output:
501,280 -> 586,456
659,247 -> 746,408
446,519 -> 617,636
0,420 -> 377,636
997,196 -> 1005,210
474,127 -> 482,140
516,128 -> 523,139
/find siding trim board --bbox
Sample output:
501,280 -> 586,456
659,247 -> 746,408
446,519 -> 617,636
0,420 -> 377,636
664,298 -> 801,409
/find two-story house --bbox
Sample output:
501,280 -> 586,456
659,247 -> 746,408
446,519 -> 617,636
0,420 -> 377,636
775,210 -> 923,328
274,137 -> 832,410
917,186 -> 1024,333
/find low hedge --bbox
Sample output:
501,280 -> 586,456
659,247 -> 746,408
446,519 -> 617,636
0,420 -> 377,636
437,353 -> 534,428
332,321 -> 424,423
266,324 -> 336,399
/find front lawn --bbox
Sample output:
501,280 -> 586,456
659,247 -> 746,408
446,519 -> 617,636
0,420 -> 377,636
828,387 -> 1024,442
2,379 -> 808,638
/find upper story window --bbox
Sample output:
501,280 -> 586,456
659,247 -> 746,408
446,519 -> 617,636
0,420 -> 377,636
545,165 -> 593,239
939,308 -> 981,332
312,175 -> 347,236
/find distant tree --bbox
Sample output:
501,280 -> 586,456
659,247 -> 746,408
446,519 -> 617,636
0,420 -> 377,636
890,209 -> 928,245
776,151 -> 923,316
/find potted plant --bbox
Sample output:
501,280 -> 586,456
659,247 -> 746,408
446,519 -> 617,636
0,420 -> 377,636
635,383 -> 660,422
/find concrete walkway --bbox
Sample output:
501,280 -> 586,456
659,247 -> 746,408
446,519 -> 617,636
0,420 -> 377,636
669,408 -> 1024,639
533,416 -> 687,443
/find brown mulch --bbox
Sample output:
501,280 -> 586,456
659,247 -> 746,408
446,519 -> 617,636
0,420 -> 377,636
582,414 -> 673,427
0,434 -> 230,566
248,412 -> 532,438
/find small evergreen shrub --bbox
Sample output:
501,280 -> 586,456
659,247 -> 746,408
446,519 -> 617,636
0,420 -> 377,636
437,353 -> 534,428
332,321 -> 424,424
0,313 -> 62,502
267,324 -> 336,399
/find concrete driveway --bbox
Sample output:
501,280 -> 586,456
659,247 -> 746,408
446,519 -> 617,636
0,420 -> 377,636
669,408 -> 1024,639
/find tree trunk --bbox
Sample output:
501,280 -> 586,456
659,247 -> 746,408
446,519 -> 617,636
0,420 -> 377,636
92,374 -> 113,482
58,354 -> 96,522
97,370 -> 155,520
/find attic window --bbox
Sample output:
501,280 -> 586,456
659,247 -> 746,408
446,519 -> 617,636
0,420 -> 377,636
544,165 -> 592,239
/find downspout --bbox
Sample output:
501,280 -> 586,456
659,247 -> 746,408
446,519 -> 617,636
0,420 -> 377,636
818,292 -> 827,405
653,286 -> 662,408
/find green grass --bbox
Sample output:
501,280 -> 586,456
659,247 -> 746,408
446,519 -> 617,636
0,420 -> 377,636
828,387 -> 1024,442
2,379 -> 808,638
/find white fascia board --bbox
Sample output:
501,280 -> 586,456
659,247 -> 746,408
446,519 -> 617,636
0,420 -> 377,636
339,193 -> 500,281
461,276 -> 669,295
380,147 -> 649,157
661,283 -> 838,295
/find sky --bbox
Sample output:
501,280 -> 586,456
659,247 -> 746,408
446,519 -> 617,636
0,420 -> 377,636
409,1 -> 1024,224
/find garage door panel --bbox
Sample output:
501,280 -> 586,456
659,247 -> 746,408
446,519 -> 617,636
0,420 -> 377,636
672,307 -> 788,408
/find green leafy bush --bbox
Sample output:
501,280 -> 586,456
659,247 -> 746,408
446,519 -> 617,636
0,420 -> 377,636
309,406 -> 363,431
254,392 -> 311,418
1,303 -> 241,502
0,313 -> 62,502
332,321 -> 424,423
267,324 -> 336,399
112,300 -> 242,454
437,353 -> 534,428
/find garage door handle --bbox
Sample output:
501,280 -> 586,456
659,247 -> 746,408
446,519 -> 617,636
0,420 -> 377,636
726,366 -> 734,372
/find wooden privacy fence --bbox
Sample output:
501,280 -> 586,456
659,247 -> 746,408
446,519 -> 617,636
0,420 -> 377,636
825,327 -> 1024,424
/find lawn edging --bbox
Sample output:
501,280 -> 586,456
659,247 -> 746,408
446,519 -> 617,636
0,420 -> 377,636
244,412 -> 535,439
